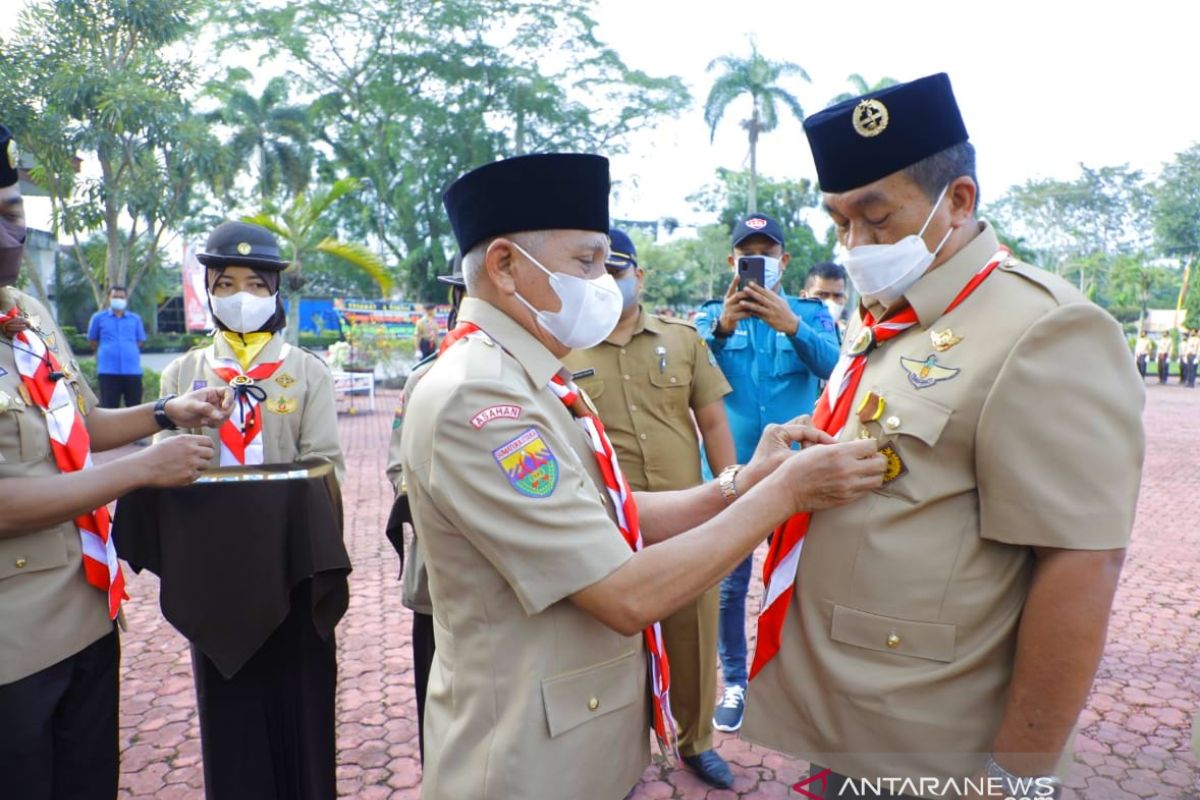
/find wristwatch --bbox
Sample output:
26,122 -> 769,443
982,754 -> 1062,799
718,464 -> 744,505
154,394 -> 179,431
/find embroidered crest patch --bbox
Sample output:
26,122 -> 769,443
899,354 -> 960,390
493,427 -> 558,498
471,404 -> 522,429
275,373 -> 297,389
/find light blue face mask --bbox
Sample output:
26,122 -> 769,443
615,271 -> 639,309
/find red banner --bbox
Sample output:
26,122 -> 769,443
182,243 -> 212,331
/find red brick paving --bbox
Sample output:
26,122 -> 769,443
108,384 -> 1200,799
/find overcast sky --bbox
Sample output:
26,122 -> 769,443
4,0 -> 1198,234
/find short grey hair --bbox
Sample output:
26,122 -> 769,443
462,231 -> 548,295
902,141 -> 979,211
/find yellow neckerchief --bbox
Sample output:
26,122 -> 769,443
220,331 -> 275,371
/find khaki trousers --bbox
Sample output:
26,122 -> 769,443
660,584 -> 719,756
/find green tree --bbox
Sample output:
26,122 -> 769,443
218,0 -> 689,301
243,178 -> 391,342
0,0 -> 228,306
207,71 -> 315,206
703,43 -> 810,214
1151,144 -> 1200,326
688,168 -> 834,294
829,73 -> 899,104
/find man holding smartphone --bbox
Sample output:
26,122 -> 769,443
694,214 -> 839,732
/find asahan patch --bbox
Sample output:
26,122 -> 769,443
493,427 -> 558,498
471,404 -> 522,429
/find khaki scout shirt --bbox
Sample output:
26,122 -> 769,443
0,288 -> 112,685
156,334 -> 345,484
384,361 -> 434,614
563,306 -> 730,492
743,222 -> 1145,786
400,297 -> 650,800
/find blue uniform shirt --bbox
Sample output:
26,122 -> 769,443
695,294 -> 839,463
87,309 -> 146,375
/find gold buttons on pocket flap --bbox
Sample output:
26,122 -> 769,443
886,633 -> 901,649
669,377 -> 677,384
885,416 -> 901,430
588,697 -> 599,711
14,558 -> 28,569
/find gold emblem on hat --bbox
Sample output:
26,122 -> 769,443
5,139 -> 17,170
930,329 -> 963,352
236,242 -> 252,255
852,98 -> 889,138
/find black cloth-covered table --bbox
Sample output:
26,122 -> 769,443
112,460 -> 351,678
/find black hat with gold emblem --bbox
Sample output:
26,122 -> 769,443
803,73 -> 968,193
0,125 -> 19,190
197,220 -> 290,271
443,153 -> 610,254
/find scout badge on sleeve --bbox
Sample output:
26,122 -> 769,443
492,428 -> 558,498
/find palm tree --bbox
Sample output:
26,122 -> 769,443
210,73 -> 314,205
704,43 -> 810,214
244,178 -> 393,343
829,73 -> 900,105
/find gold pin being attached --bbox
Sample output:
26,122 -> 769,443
856,392 -> 886,423
230,375 -> 254,387
930,329 -> 963,352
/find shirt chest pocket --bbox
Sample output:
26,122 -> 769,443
647,359 -> 689,416
868,389 -> 953,505
772,333 -> 804,376
0,404 -> 51,464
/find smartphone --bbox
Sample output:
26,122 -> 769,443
737,256 -> 766,291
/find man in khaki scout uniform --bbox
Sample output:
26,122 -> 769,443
385,266 -> 465,764
0,124 -> 231,800
563,228 -> 737,788
400,153 -> 888,800
742,74 -> 1144,800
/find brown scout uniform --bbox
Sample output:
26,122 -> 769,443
562,306 -> 731,757
401,297 -> 651,800
742,222 -> 1145,785
0,287 -> 110,686
157,334 -> 345,483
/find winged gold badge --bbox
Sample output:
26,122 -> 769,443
899,355 -> 960,390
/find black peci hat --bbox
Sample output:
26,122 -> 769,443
443,153 -> 610,254
0,126 -> 19,190
197,221 -> 290,271
803,73 -> 969,194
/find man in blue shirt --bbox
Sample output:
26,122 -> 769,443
694,213 -> 839,732
87,285 -> 146,408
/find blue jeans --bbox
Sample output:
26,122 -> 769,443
717,553 -> 754,688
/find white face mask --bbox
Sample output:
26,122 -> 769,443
839,184 -> 954,308
109,298 -> 127,312
511,242 -> 622,350
211,291 -> 278,333
824,299 -> 845,323
761,255 -> 782,290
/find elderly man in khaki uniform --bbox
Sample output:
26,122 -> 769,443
400,153 -> 888,800
562,228 -> 738,788
0,124 -> 229,800
742,74 -> 1145,800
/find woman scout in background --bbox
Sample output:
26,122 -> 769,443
156,220 -> 345,800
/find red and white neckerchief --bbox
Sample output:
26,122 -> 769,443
1,306 -> 127,619
442,321 -> 679,757
547,373 -> 678,759
749,249 -> 1008,680
206,343 -> 290,466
